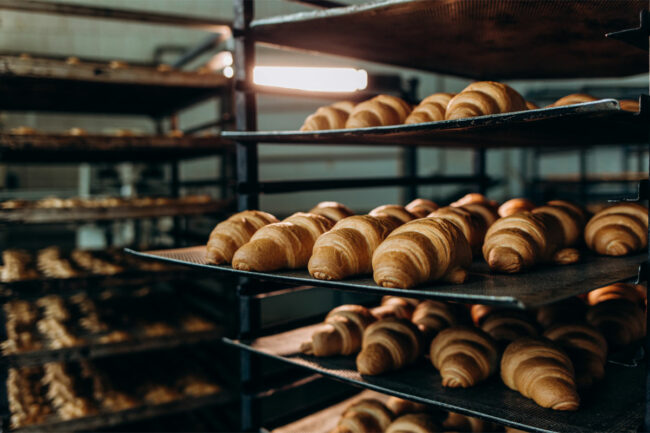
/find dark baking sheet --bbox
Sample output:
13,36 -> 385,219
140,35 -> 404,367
222,100 -> 645,148
126,246 -> 643,309
225,324 -> 644,433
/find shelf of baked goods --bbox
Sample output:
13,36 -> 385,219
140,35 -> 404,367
5,350 -> 229,432
0,196 -> 232,225
250,0 -> 646,79
1,288 -> 223,367
223,98 -> 646,148
0,54 -> 230,116
226,284 -> 648,433
0,130 -> 233,163
0,247 -> 204,299
127,195 -> 649,309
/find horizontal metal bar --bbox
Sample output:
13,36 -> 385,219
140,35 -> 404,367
285,0 -> 348,8
238,175 -> 493,194
0,0 -> 231,32
183,114 -> 234,135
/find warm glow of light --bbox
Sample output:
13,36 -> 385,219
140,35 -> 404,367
253,66 -> 368,92
223,66 -> 234,78
208,51 -> 233,71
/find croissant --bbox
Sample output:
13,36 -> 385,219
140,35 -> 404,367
300,305 -> 375,356
232,212 -> 333,271
334,399 -> 394,433
301,102 -> 355,131
368,204 -> 415,224
445,81 -> 526,120
526,101 -> 540,110
450,193 -> 497,209
497,198 -> 535,217
309,215 -> 400,280
405,93 -> 455,124
482,212 -> 563,273
385,397 -> 429,417
385,414 -> 441,433
405,198 -> 439,218
536,297 -> 587,329
586,299 -> 645,348
428,206 -> 487,253
587,283 -> 646,309
443,412 -> 499,432
1,250 -> 38,282
501,337 -> 579,410
371,296 -> 416,320
382,295 -> 419,307
346,95 -> 412,129
356,318 -> 422,375
532,200 -> 585,247
309,201 -> 354,223
549,93 -> 597,107
584,203 -> 648,256
620,99 -> 640,112
470,304 -> 494,326
373,218 -> 472,288
206,210 -> 278,264
480,309 -> 538,346
543,324 -> 607,388
461,203 -> 499,227
412,300 -> 458,342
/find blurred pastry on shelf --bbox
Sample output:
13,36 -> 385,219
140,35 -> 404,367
345,94 -> 412,128
478,308 -> 538,347
548,93 -> 598,107
619,99 -> 640,112
18,53 -> 32,60
371,296 -> 416,321
385,396 -> 429,417
141,384 -> 181,404
445,81 -> 527,120
584,202 -> 648,256
497,197 -> 535,217
180,315 -> 216,332
404,198 -> 439,218
443,411 -> 500,432
66,127 -> 88,136
308,201 -> 354,223
385,413 -> 440,433
356,317 -> 422,375
156,63 -> 173,72
177,375 -> 221,397
333,398 -> 394,433
369,204 -> 416,224
7,367 -> 52,428
411,299 -> 459,342
525,100 -> 540,110
1,249 -> 39,282
65,56 -> 81,65
586,298 -> 645,348
71,250 -> 124,275
114,129 -> 137,136
10,126 -> 38,135
301,101 -> 356,131
450,192 -> 497,209
586,283 -> 646,309
0,199 -> 29,209
405,92 -> 455,124
108,60 -> 128,69
140,321 -> 176,337
37,247 -> 81,279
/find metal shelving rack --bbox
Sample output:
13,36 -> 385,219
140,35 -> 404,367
0,2 -> 238,431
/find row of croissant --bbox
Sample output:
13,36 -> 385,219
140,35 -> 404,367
300,81 -> 639,131
205,194 -> 648,289
303,282 -> 646,414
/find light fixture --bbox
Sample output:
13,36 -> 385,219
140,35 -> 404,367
253,66 -> 368,92
223,66 -> 234,78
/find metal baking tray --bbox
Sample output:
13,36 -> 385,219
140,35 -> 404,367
126,246 -> 643,309
224,324 -> 644,433
251,0 -> 646,79
223,100 -> 645,148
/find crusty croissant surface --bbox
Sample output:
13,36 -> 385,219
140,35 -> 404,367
501,338 -> 579,410
430,326 -> 498,388
405,198 -> 439,218
584,203 -> 648,256
385,413 -> 441,433
549,93 -> 597,107
309,201 -> 354,223
498,198 -> 535,218
205,210 -> 278,265
480,309 -> 538,346
346,95 -> 412,129
309,215 -> 400,281
333,398 -> 394,433
300,102 -> 354,131
405,93 -> 455,124
300,305 -> 375,357
428,206 -> 487,254
385,397 -> 429,417
532,200 -> 585,247
373,218 -> 472,289
587,283 -> 646,308
443,412 -> 499,433
412,300 -> 458,342
371,296 -> 416,321
586,299 -> 646,348
369,204 -> 415,224
445,81 -> 526,120
356,318 -> 422,375
232,212 -> 332,271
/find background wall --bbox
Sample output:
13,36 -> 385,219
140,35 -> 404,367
0,0 -> 646,221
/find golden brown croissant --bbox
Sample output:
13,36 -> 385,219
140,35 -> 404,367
412,300 -> 458,342
501,338 -> 579,410
309,201 -> 355,223
232,212 -> 333,271
368,204 -> 416,224
482,212 -> 563,273
587,283 -> 646,309
405,198 -> 439,218
385,413 -> 441,433
300,305 -> 375,356
532,200 -> 586,247
525,100 -> 539,110
461,203 -> 499,228
549,93 -> 597,107
1,250 -> 38,282
301,102 -> 355,131
356,317 -> 422,375
470,304 -> 494,326
206,210 -> 278,264
584,203 -> 648,256
333,399 -> 394,433
385,397 -> 429,417
373,218 -> 472,288
497,198 -> 535,218
443,412 -> 499,432
405,93 -> 455,124
536,297 -> 587,329
450,193 -> 497,209
309,215 -> 401,280
371,296 -> 416,320
346,95 -> 412,129
480,309 -> 538,346
428,206 -> 487,254
430,326 -> 498,388
586,299 -> 645,348
620,99 -> 640,112
445,81 -> 526,120
543,324 -> 607,388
